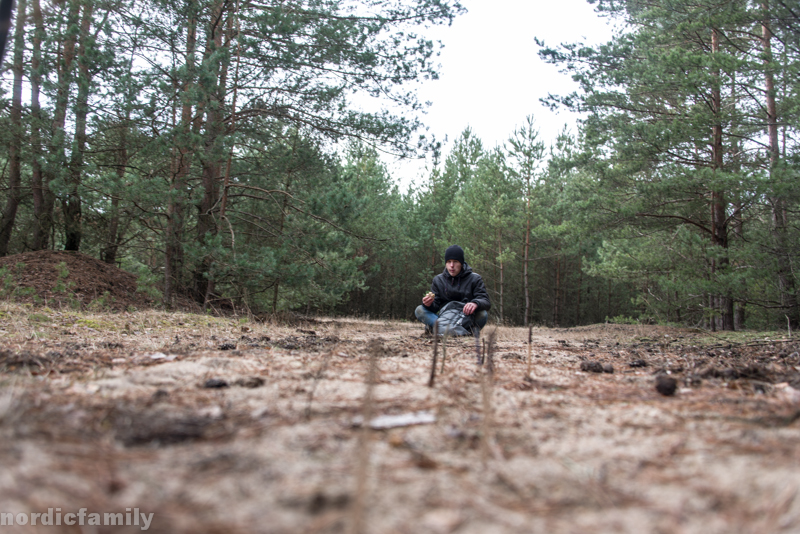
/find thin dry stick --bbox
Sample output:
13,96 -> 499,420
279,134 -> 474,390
304,348 -> 332,420
480,329 -> 496,467
440,332 -> 448,374
349,342 -> 379,534
474,328 -> 482,365
485,328 -> 496,377
526,324 -> 533,377
428,322 -> 439,387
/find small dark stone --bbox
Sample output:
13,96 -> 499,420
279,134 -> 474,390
629,359 -> 648,368
234,376 -> 265,388
203,378 -> 229,389
219,343 -> 236,351
411,450 -> 438,469
655,375 -> 677,396
580,361 -> 605,373
117,414 -> 210,446
152,389 -> 169,400
602,363 -> 614,374
307,492 -> 349,514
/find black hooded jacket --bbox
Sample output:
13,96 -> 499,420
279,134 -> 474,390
425,262 -> 491,314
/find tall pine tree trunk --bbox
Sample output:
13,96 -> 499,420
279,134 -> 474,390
63,1 -> 94,252
193,0 -> 227,305
575,255 -> 582,326
30,0 -> 53,250
497,229 -> 504,324
553,252 -> 561,327
0,0 -> 27,256
165,6 -> 197,306
762,1 -> 798,327
523,179 -> 531,326
102,122 -> 126,264
49,0 -> 80,249
710,27 -> 734,330
272,164 -> 295,313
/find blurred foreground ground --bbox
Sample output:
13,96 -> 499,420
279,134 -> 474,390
1,304 -> 799,533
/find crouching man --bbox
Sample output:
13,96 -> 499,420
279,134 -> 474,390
415,245 -> 490,335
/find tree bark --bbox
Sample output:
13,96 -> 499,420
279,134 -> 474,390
63,1 -> 94,251
497,229 -> 504,325
101,122 -> 126,265
193,0 -> 227,305
762,0 -> 798,327
0,0 -> 27,256
272,156 -> 296,314
553,253 -> 561,327
165,6 -> 197,306
29,0 -> 53,250
47,0 -> 81,250
575,255 -> 582,326
523,178 -> 531,326
710,27 -> 734,330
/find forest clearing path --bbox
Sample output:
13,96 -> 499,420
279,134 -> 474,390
1,304 -> 799,533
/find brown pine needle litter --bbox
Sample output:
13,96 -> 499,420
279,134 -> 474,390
1,301 -> 799,532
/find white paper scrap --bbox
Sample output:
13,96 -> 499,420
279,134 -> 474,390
360,410 -> 436,430
147,353 -> 176,361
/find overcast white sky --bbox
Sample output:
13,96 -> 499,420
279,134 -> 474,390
382,0 -> 617,190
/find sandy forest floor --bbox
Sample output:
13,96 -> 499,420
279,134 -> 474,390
1,253 -> 800,533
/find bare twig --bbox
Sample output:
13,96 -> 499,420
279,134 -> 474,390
485,328 -> 496,377
480,329 -> 497,468
304,348 -> 332,420
526,324 -> 533,377
440,332 -> 448,374
474,327 -> 482,365
428,322 -> 439,387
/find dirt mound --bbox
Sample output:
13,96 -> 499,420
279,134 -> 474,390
0,250 -> 155,311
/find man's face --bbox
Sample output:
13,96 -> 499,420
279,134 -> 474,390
446,259 -> 462,277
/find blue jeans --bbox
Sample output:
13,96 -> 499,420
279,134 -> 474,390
414,305 -> 488,330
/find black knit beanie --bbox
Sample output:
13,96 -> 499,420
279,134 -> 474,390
444,245 -> 465,265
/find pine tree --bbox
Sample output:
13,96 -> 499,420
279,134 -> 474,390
505,115 -> 545,326
539,0 -> 800,329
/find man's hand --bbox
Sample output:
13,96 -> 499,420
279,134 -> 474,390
463,302 -> 477,315
422,291 -> 435,307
